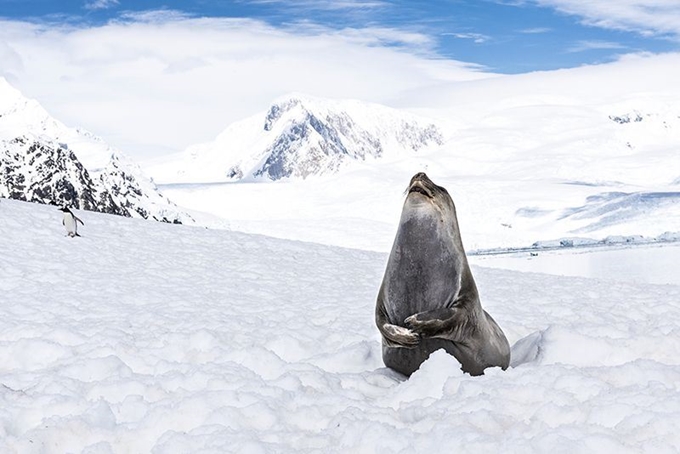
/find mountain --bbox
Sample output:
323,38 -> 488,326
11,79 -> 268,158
0,77 -> 191,223
148,94 -> 444,183
1,136 -> 126,215
152,86 -> 680,252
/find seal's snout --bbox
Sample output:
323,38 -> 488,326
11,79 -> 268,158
408,172 -> 434,198
410,172 -> 429,185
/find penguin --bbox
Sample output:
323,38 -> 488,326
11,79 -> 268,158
60,206 -> 84,237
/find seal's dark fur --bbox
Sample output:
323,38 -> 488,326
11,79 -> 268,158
376,173 -> 510,376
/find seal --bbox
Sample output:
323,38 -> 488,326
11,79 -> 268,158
375,172 -> 510,376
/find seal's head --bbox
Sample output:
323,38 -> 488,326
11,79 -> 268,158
404,172 -> 456,221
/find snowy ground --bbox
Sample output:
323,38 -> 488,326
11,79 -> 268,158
470,243 -> 680,286
2,198 -> 680,453
157,164 -> 680,254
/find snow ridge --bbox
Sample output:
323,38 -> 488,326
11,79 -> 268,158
152,93 -> 444,183
0,77 -> 191,223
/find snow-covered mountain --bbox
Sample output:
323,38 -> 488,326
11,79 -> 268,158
151,85 -> 680,251
148,94 -> 444,183
0,77 -> 192,223
1,136 -> 126,216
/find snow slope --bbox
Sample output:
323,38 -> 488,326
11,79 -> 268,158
0,77 -> 191,223
471,242 -> 680,285
156,161 -> 680,252
2,198 -> 679,452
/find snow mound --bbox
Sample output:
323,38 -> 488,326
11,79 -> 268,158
1,198 -> 679,452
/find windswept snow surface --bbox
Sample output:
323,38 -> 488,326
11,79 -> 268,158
470,243 -> 680,286
2,198 -> 680,452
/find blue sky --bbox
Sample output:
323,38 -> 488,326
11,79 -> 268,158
1,0 -> 678,73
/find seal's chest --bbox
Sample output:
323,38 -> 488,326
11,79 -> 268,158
385,254 -> 459,324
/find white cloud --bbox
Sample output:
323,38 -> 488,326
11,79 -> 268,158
116,9 -> 192,23
492,0 -> 529,6
84,0 -> 120,11
534,0 -> 680,39
519,27 -> 552,34
244,0 -> 388,10
567,40 -> 627,53
0,15 -> 488,159
443,32 -> 491,44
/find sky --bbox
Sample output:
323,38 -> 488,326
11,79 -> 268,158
2,0 -> 678,73
1,0 -> 679,159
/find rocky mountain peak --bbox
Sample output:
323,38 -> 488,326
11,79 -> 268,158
244,94 -> 444,180
264,96 -> 305,132
147,93 -> 446,184
0,78 -> 192,224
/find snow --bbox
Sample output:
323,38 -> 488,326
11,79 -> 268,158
0,77 -> 112,172
141,56 -> 680,252
155,165 -> 680,253
470,243 -> 680,286
4,52 -> 680,452
146,93 -> 443,183
2,197 -> 680,452
0,76 -> 190,223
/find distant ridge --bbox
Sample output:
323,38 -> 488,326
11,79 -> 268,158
149,93 -> 444,183
0,77 -> 192,223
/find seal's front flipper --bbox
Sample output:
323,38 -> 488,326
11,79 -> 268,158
376,299 -> 420,348
405,307 -> 467,340
381,323 -> 420,348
